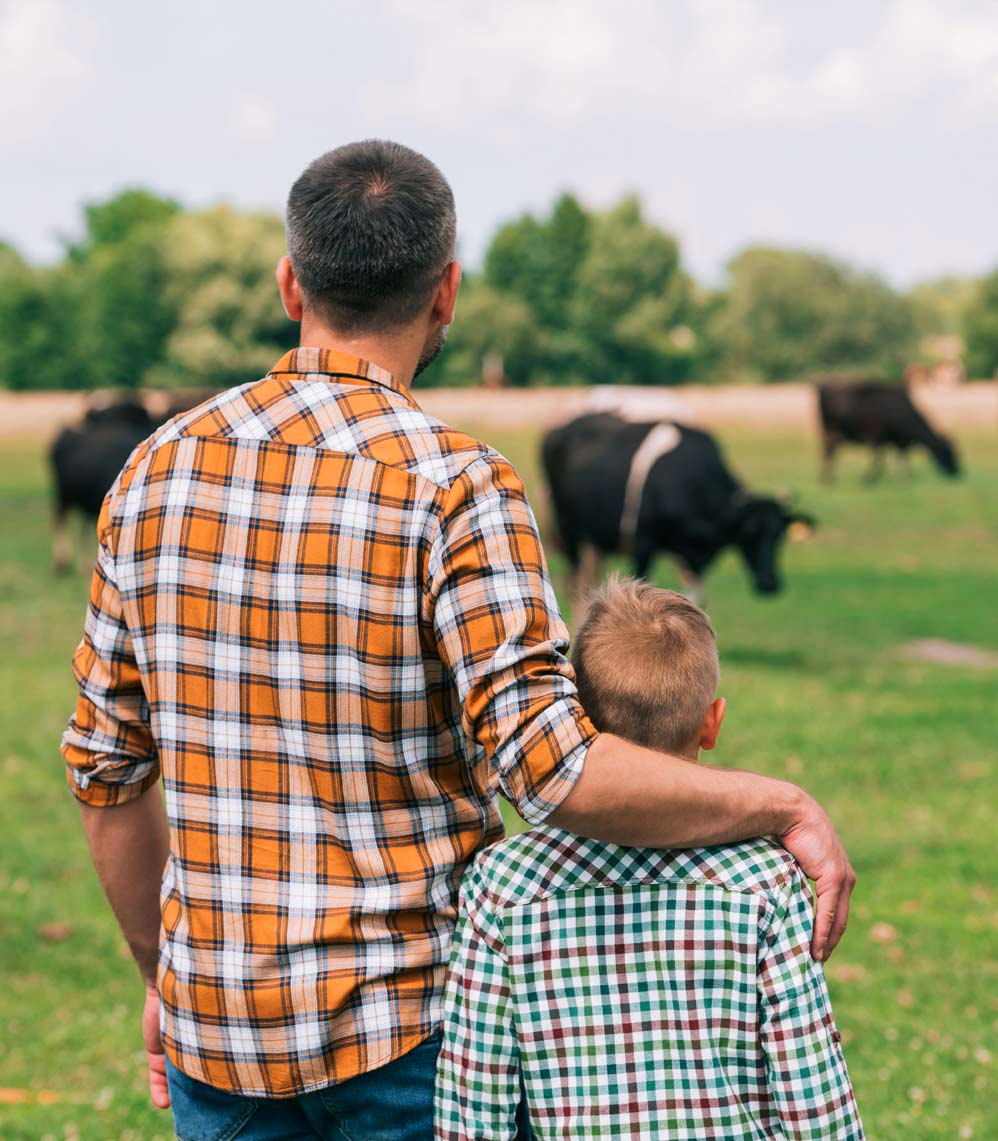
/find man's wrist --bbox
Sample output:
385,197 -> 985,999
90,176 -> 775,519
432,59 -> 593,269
769,778 -> 811,838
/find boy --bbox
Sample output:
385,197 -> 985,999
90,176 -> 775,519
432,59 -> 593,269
436,578 -> 864,1139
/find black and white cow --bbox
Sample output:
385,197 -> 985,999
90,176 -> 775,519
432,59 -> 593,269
541,412 -> 814,612
817,379 -> 960,483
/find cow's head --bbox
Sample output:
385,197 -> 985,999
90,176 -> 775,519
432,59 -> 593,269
930,434 -> 961,478
729,494 -> 816,595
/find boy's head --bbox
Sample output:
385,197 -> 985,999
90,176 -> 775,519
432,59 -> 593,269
572,577 -> 725,760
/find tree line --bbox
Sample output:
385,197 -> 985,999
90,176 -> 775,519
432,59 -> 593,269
1,188 -> 996,391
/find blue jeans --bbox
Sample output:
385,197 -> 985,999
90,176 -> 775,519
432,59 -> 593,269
166,1034 -> 441,1141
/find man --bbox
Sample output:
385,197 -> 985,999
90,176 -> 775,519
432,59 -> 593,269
62,140 -> 854,1139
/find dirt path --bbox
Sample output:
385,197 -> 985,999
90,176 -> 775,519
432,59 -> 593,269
2,381 -> 995,440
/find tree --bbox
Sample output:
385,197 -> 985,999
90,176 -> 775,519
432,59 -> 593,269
66,189 -> 182,388
962,268 -> 998,378
0,245 -> 91,390
151,206 -> 297,389
908,276 -> 978,338
423,279 -> 543,387
712,247 -> 916,382
484,193 -> 590,332
68,189 -> 180,262
571,197 -> 695,384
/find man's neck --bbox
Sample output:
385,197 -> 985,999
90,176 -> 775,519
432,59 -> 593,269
298,317 -> 425,390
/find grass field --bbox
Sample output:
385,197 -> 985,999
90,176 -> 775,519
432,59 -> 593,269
1,420 -> 996,1139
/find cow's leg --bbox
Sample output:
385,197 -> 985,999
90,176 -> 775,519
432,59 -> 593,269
820,433 -> 839,483
632,541 -> 655,582
571,543 -> 603,627
864,445 -> 885,484
52,501 -> 71,575
896,446 -> 912,480
677,564 -> 705,608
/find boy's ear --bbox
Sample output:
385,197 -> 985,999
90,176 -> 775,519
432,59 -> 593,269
698,698 -> 726,751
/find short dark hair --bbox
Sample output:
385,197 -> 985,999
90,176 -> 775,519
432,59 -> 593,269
286,139 -> 456,334
572,577 -> 719,753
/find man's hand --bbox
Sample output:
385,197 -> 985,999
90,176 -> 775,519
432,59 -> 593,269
779,793 -> 856,961
142,982 -> 170,1109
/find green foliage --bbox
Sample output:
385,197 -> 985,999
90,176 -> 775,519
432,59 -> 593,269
908,276 -> 978,338
1,186 -> 990,391
68,188 -> 180,262
149,207 -> 297,390
0,191 -> 181,391
0,248 -> 91,391
478,194 -> 694,385
484,193 -> 590,331
0,191 -> 294,393
425,278 -> 544,387
711,247 -> 917,382
571,197 -> 694,384
962,267 -> 998,379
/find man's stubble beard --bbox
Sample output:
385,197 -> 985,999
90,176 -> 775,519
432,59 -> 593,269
413,322 -> 449,380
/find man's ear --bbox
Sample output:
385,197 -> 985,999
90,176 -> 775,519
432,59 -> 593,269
431,260 -> 462,327
698,697 -> 726,751
276,255 -> 303,322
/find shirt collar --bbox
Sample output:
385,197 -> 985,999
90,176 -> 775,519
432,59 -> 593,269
268,346 -> 404,394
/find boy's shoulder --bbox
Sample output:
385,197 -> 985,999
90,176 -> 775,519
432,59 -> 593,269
468,827 -> 800,912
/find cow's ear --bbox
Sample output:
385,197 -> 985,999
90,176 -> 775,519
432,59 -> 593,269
787,512 -> 817,541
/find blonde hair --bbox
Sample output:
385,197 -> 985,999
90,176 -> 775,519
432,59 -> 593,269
572,576 -> 719,753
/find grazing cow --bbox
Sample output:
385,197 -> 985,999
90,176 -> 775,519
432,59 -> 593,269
817,379 -> 960,483
49,392 -> 222,573
541,412 -> 815,614
49,401 -> 158,573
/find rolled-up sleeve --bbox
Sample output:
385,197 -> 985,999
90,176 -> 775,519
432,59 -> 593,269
426,453 -> 596,824
61,536 -> 158,807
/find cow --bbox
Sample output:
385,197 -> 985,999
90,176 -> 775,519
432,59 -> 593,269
49,401 -> 159,574
541,412 -> 815,616
817,379 -> 960,483
49,392 -> 223,573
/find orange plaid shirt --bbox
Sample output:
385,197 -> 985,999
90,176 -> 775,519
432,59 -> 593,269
62,347 -> 595,1096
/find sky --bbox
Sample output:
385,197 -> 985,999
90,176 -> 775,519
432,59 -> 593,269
3,0 -> 998,286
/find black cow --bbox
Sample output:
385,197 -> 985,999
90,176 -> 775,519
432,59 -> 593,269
49,392 -> 222,573
541,412 -> 814,613
817,380 -> 960,483
49,401 -> 158,574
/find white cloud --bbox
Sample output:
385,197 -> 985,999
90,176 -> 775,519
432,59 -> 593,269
0,0 -> 98,144
357,0 -> 998,131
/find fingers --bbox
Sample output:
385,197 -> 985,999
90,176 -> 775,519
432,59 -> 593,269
810,860 -> 856,961
142,986 -> 171,1108
810,877 -> 841,962
821,864 -> 856,960
147,1050 -> 171,1109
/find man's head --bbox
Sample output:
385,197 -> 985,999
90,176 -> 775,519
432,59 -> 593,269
279,140 -> 459,373
572,577 -> 725,759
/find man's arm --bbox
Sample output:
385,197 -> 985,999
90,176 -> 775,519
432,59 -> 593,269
62,535 -> 171,1107
436,861 -> 522,1141
77,790 -> 168,985
78,790 -> 171,1108
757,868 -> 865,1139
428,453 -> 854,960
547,734 -> 855,961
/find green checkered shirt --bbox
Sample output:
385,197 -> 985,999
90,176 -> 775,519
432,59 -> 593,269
437,828 -> 863,1139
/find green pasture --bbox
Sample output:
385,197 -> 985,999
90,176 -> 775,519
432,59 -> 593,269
1,421 -> 996,1139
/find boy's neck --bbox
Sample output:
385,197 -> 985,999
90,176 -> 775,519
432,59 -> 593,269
673,742 -> 701,763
